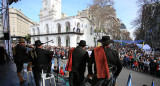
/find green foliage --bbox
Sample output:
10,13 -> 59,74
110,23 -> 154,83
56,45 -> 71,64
25,34 -> 31,43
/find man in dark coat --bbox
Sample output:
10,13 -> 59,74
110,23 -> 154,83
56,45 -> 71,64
88,36 -> 122,86
32,40 -> 54,86
13,38 -> 30,83
65,40 -> 89,86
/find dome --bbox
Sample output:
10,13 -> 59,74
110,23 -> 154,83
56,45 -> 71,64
120,23 -> 127,29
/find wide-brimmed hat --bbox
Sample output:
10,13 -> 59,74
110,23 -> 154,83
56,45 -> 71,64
19,38 -> 25,43
98,36 -> 114,43
34,40 -> 44,46
77,40 -> 87,47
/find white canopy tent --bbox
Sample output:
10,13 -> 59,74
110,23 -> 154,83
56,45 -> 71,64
136,44 -> 151,54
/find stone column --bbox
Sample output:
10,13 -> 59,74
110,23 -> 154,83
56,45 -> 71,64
70,35 -> 77,47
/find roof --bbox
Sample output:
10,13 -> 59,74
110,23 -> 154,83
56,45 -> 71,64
120,23 -> 127,29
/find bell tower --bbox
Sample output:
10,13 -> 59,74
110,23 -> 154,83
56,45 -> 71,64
40,0 -> 61,21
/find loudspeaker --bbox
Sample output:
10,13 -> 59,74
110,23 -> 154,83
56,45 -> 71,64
4,33 -> 10,40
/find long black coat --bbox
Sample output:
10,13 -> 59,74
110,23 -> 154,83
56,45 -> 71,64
32,48 -> 54,86
70,46 -> 89,85
32,48 -> 54,69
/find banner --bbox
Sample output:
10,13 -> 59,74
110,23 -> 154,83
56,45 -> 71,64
114,40 -> 144,44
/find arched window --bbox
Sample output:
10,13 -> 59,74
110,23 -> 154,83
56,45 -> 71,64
66,36 -> 70,47
58,36 -> 61,47
33,28 -> 35,35
46,24 -> 49,34
77,22 -> 80,33
57,23 -> 61,33
37,27 -> 40,35
65,22 -> 70,32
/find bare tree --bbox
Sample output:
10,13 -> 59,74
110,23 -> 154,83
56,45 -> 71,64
89,0 -> 121,40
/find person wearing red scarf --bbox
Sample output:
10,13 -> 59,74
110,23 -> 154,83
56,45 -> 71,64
65,40 -> 89,86
88,36 -> 122,86
60,67 -> 65,76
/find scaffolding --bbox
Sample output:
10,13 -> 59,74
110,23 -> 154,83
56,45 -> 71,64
0,0 -> 18,59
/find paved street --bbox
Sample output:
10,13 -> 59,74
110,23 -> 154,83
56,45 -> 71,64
117,68 -> 160,86
0,61 -> 160,86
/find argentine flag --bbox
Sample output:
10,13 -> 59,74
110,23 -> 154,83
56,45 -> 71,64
126,73 -> 132,86
51,58 -> 54,71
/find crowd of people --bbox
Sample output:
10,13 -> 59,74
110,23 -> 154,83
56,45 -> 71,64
1,37 -> 160,86
38,43 -> 160,78
115,44 -> 160,77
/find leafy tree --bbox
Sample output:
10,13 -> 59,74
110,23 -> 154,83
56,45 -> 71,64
25,34 -> 31,43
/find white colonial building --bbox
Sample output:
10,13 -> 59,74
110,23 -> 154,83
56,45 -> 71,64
30,0 -> 95,47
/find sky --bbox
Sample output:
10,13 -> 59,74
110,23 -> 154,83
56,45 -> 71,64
10,0 -> 139,39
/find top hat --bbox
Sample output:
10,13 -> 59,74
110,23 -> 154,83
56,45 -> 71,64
34,40 -> 44,46
19,38 -> 25,43
97,36 -> 114,43
77,40 -> 87,47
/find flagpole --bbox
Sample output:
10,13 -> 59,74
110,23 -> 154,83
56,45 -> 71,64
151,72 -> 155,86
126,60 -> 132,86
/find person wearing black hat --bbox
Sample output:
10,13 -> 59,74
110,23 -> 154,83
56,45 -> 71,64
88,36 -> 122,86
65,40 -> 89,86
32,40 -> 54,86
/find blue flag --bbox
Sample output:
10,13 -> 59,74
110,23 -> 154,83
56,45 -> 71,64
126,74 -> 132,86
151,80 -> 154,86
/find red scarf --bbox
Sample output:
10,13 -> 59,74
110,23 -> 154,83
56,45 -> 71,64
94,46 -> 110,78
65,48 -> 74,71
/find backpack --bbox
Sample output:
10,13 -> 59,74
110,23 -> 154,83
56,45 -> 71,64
29,48 -> 37,63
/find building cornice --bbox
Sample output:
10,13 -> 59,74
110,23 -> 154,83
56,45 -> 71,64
31,32 -> 84,37
9,8 -> 37,25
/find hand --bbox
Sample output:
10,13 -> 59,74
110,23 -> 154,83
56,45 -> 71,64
87,74 -> 94,79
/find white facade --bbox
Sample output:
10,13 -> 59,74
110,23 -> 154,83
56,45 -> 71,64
31,0 -> 95,47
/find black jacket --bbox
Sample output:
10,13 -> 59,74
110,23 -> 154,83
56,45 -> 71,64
14,44 -> 27,62
89,47 -> 122,77
70,46 -> 89,85
32,48 -> 54,69
72,46 -> 89,74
